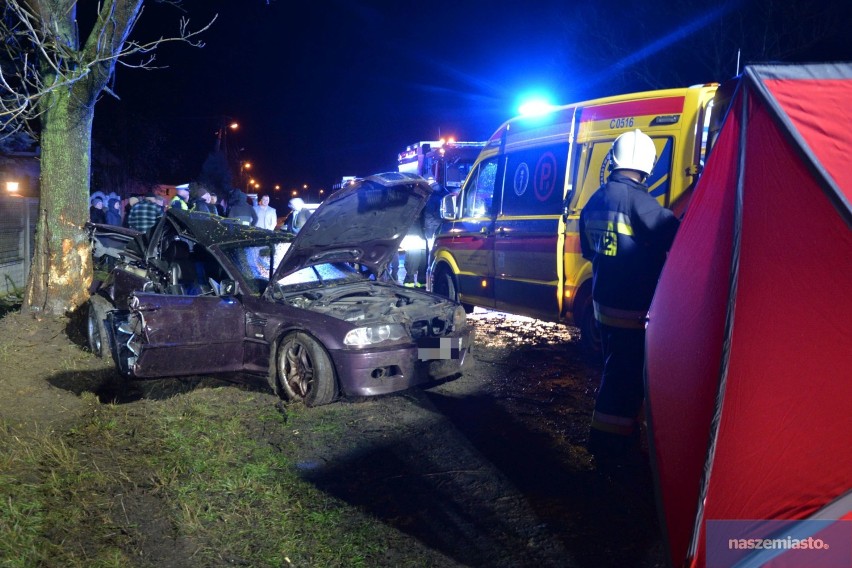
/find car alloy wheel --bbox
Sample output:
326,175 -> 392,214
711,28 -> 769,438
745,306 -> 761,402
276,331 -> 337,407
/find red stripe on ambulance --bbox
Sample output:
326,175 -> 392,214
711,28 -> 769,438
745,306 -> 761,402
582,96 -> 685,122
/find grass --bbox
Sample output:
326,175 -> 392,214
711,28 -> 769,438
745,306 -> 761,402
0,294 -> 22,321
0,388 -> 445,568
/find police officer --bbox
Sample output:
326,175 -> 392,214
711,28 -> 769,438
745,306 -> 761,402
579,129 -> 679,463
170,186 -> 190,210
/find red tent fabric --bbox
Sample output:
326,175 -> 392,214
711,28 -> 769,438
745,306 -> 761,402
646,63 -> 852,568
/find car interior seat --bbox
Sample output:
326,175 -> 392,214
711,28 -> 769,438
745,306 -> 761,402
164,239 -> 198,294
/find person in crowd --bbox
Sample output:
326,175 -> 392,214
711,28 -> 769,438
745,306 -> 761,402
170,186 -> 190,210
422,179 -> 450,253
383,252 -> 401,283
402,221 -> 427,287
106,197 -> 123,226
254,194 -> 278,230
579,129 -> 680,465
89,197 -> 107,224
188,184 -> 214,213
288,197 -> 312,233
127,193 -> 164,233
227,190 -> 258,226
209,193 -> 224,216
403,178 -> 450,287
123,196 -> 139,227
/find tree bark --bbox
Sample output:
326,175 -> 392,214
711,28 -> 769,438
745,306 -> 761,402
24,87 -> 95,317
20,0 -> 144,318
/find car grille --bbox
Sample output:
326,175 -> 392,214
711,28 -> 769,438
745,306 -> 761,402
409,316 -> 451,339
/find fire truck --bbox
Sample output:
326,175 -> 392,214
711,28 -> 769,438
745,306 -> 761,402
397,138 -> 486,189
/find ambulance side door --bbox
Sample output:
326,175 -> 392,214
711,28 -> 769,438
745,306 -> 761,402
494,142 -> 569,320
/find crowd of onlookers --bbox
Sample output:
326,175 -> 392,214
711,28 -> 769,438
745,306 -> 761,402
88,183 -> 288,234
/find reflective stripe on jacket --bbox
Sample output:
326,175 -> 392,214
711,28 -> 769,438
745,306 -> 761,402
170,196 -> 188,210
593,301 -> 647,329
579,172 -> 679,313
591,410 -> 636,436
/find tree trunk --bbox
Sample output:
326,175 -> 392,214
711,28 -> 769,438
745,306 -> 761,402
24,88 -> 95,317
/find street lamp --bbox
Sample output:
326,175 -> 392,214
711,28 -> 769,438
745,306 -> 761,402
241,162 -> 253,191
5,181 -> 19,193
214,119 -> 239,153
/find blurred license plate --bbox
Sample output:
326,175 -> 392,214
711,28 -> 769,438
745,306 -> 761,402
417,337 -> 463,360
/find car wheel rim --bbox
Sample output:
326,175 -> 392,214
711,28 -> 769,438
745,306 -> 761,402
282,340 -> 314,398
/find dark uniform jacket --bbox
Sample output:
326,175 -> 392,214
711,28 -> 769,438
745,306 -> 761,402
227,191 -> 258,226
579,172 -> 679,325
89,205 -> 107,224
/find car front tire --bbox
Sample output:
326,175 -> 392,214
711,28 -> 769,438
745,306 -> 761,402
86,295 -> 112,358
276,331 -> 338,407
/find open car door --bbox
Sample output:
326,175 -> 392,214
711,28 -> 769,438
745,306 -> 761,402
110,292 -> 245,378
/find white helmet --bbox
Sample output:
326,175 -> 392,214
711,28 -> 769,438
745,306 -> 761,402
611,129 -> 656,177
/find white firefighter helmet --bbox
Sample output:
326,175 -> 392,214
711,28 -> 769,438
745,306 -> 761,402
610,129 -> 657,177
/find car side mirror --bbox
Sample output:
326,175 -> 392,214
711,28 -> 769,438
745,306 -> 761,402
440,193 -> 458,220
221,279 -> 240,296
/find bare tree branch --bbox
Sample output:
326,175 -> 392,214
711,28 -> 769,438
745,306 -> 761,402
0,0 -> 215,140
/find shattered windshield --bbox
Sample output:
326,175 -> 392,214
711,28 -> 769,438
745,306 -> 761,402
222,241 -> 291,295
275,262 -> 367,292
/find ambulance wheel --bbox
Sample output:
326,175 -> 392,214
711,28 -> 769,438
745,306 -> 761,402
435,268 -> 473,313
434,267 -> 457,300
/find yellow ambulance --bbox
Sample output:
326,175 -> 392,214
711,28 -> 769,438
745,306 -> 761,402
429,83 -> 720,350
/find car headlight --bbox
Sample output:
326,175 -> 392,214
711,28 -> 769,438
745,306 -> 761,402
453,306 -> 467,329
344,323 -> 407,347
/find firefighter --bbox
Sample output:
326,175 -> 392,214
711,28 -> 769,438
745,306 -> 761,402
579,129 -> 679,463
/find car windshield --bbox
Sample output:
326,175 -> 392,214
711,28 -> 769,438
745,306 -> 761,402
275,262 -> 367,293
221,241 -> 291,295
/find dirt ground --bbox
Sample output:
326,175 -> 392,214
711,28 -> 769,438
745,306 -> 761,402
0,305 -> 665,567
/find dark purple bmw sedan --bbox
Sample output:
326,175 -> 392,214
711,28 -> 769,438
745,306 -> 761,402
87,172 -> 473,406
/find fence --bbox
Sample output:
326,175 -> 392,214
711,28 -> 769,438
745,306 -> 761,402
0,196 -> 38,296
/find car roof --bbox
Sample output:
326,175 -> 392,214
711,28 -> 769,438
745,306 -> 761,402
165,209 -> 292,248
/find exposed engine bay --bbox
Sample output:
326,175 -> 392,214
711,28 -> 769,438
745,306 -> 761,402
273,282 -> 460,336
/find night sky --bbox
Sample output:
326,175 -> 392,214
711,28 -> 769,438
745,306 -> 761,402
92,0 -> 852,203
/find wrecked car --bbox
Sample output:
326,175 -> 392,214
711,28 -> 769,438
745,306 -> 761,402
86,172 -> 473,406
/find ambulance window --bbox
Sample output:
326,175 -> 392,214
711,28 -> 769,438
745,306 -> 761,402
572,137 -> 675,211
463,158 -> 498,218
572,141 -> 613,212
645,137 -> 673,203
502,143 -> 568,216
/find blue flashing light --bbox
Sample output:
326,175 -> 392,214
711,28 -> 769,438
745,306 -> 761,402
518,97 -> 557,117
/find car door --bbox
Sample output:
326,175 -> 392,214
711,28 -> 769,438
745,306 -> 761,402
116,292 -> 246,378
450,157 -> 500,308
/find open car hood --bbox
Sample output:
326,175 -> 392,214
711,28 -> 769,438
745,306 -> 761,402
272,172 -> 433,280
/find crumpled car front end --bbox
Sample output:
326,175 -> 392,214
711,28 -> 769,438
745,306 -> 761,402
272,280 -> 473,396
